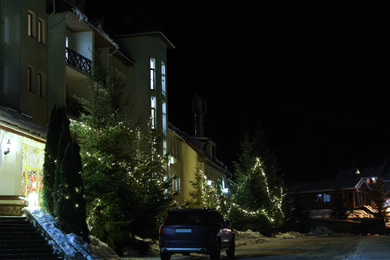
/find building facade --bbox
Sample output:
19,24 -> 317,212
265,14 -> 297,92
0,0 -> 173,214
168,124 -> 231,204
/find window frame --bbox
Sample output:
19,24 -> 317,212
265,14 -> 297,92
28,12 -> 33,37
27,67 -> 32,92
150,58 -> 156,90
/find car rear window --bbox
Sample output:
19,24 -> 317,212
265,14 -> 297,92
164,211 -> 205,226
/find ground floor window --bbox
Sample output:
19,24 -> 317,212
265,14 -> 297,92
21,138 -> 44,207
316,193 -> 331,203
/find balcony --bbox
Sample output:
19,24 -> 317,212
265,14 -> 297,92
65,47 -> 91,74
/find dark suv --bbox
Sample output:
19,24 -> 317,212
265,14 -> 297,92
159,208 -> 235,260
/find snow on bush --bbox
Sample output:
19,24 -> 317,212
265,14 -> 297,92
24,207 -> 98,260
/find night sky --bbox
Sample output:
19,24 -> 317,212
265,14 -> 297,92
86,0 -> 390,182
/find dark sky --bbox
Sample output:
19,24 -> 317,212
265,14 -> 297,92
86,0 -> 390,182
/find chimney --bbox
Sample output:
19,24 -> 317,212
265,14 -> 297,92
192,93 -> 207,137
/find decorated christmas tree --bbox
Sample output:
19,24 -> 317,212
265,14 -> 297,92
71,61 -> 174,252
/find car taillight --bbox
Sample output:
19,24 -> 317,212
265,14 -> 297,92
159,224 -> 164,235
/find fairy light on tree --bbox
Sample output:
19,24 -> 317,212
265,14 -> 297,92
230,130 -> 286,236
70,60 -> 175,253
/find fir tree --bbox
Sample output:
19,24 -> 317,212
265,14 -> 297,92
42,106 -> 67,215
52,115 -> 72,214
55,139 -> 89,241
371,178 -> 389,219
71,61 -> 175,252
231,130 -> 286,235
188,169 -> 228,217
41,106 -> 67,216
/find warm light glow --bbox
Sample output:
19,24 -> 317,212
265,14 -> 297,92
28,192 -> 39,208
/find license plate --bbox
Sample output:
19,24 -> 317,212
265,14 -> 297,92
176,229 -> 192,233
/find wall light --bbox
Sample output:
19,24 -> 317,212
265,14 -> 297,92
3,139 -> 11,155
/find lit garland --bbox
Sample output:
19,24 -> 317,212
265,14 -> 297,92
232,157 -> 285,225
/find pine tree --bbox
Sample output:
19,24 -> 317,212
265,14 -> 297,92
188,169 -> 228,217
42,106 -> 67,215
71,61 -> 174,252
55,139 -> 89,241
52,116 -> 72,214
231,130 -> 286,235
371,178 -> 389,219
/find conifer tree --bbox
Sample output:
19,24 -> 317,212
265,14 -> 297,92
53,116 -> 72,213
231,130 -> 286,235
371,178 -> 389,219
42,106 -> 67,215
56,139 -> 89,241
188,169 -> 228,217
71,61 -> 174,252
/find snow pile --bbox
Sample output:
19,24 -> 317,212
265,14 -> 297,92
309,226 -> 336,237
90,236 -> 120,260
24,207 -> 99,260
347,210 -> 374,219
235,230 -> 269,246
274,231 -> 306,239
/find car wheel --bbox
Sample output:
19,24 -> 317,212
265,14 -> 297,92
210,240 -> 221,260
160,251 -> 171,260
226,237 -> 235,257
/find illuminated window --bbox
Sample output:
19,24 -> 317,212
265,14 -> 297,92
161,62 -> 166,96
28,12 -> 33,37
65,36 -> 69,59
151,96 -> 156,129
162,101 -> 167,134
323,193 -> 331,202
150,58 -> 156,90
316,193 -> 331,203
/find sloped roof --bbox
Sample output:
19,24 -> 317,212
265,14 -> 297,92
287,176 -> 370,194
337,158 -> 390,180
0,106 -> 46,142
168,122 -> 231,177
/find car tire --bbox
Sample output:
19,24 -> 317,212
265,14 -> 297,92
226,237 -> 235,257
210,240 -> 221,260
160,251 -> 171,260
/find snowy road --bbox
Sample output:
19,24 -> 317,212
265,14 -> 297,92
127,235 -> 390,260
234,235 -> 390,259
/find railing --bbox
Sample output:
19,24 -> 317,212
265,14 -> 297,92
65,47 -> 91,74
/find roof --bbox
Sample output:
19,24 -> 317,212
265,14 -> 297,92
112,31 -> 176,49
287,177 -> 371,194
336,158 -> 390,180
0,106 -> 46,142
168,123 -> 231,177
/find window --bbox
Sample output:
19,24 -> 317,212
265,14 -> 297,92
37,73 -> 42,96
151,96 -> 157,129
38,19 -> 44,43
27,67 -> 32,91
65,36 -> 69,59
316,193 -> 331,203
150,58 -> 156,90
28,12 -> 33,37
323,193 -> 331,202
161,62 -> 166,96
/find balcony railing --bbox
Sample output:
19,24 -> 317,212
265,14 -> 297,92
65,47 -> 91,74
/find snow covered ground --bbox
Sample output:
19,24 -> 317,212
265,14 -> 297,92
24,207 -> 99,260
23,207 -> 387,260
